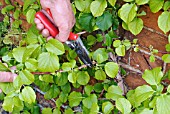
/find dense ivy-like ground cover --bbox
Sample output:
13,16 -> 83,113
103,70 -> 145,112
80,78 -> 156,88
0,0 -> 170,114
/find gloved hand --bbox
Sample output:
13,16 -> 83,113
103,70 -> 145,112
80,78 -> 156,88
34,0 -> 75,42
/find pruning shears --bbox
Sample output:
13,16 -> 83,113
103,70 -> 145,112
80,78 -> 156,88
35,9 -> 93,67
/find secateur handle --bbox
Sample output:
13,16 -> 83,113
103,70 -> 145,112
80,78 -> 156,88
35,8 -> 78,41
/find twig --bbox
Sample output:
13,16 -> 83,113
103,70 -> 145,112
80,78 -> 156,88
143,26 -> 168,38
163,62 -> 167,75
32,62 -> 96,75
108,52 -> 128,94
139,49 -> 162,60
119,62 -> 143,74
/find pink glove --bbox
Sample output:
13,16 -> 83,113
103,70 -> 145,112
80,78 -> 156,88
34,0 -> 75,42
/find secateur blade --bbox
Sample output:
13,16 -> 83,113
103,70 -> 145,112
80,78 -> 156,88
65,37 -> 93,67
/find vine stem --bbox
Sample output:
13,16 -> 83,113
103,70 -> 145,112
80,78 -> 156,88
108,52 -> 128,95
139,48 -> 162,60
31,61 -> 96,75
119,62 -> 143,74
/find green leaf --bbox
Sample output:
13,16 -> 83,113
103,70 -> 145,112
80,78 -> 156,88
108,0 -> 116,6
96,11 -> 113,31
156,95 -> 170,114
62,60 -> 76,71
92,48 -> 108,63
53,108 -> 61,114
19,86 -> 36,104
89,103 -> 99,114
116,98 -> 132,114
5,0 -> 10,4
134,85 -> 154,107
75,0 -> 85,11
115,45 -> 126,56
142,67 -> 163,85
42,108 -> 52,114
4,5 -> 14,12
149,55 -> 155,62
123,40 -> 131,49
105,62 -> 119,78
17,69 -> 34,84
90,0 -> 107,17
137,11 -> 147,16
55,72 -> 68,86
149,0 -> 164,13
118,3 -> 137,23
0,83 -> 15,94
122,21 -> 129,30
0,62 -> 10,71
166,44 -> 170,52
162,54 -> 170,63
102,101 -> 114,114
123,0 -> 134,2
85,85 -> 93,96
87,35 -> 96,45
167,85 -> 170,93
149,96 -> 158,108
116,98 -> 131,114
12,96 -> 24,112
39,74 -> 54,83
65,108 -> 74,114
113,40 -> 121,47
106,85 -> 123,100
158,11 -> 170,34
83,94 -> 97,109
79,13 -> 94,32
3,97 -> 14,112
23,0 -> 35,11
13,9 -> 20,19
163,1 -> 170,11
94,83 -> 103,93
61,83 -> 71,94
45,39 -> 65,55
23,46 -> 37,62
95,69 -> 106,80
25,59 -> 38,72
13,47 -> 26,63
135,108 -> 154,114
68,91 -> 82,107
77,71 -> 90,85
26,9 -> 36,24
96,34 -> 104,42
38,52 -> 60,72
44,85 -> 60,99
83,0 -> 93,13
104,34 -> 113,47
26,25 -> 39,44
59,92 -> 68,103
128,18 -> 143,35
68,72 -> 77,83
135,0 -> 149,5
